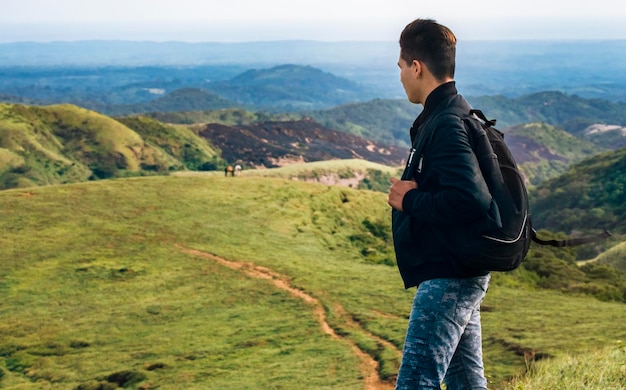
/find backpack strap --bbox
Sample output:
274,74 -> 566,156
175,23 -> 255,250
531,229 -> 612,247
469,109 -> 497,128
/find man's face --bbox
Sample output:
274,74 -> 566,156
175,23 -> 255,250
398,54 -> 420,104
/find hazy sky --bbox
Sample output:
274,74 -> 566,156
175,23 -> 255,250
2,0 -> 625,42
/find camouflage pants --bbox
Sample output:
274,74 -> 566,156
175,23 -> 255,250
395,275 -> 490,390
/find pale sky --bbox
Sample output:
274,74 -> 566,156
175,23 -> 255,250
1,0 -> 625,42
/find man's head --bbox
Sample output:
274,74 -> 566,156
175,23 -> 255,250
398,19 -> 456,104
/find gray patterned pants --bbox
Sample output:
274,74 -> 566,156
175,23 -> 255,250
395,275 -> 490,390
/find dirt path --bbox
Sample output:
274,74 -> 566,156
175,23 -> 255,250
178,246 -> 396,390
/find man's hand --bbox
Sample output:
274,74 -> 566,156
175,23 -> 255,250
388,177 -> 418,211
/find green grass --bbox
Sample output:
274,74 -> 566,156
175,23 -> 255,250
502,342 -> 626,390
0,103 -> 222,189
0,176 -> 624,389
480,283 -> 626,388
592,240 -> 626,273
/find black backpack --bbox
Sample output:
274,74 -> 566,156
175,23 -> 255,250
460,109 -> 611,272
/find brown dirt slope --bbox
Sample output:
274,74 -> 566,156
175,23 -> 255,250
199,118 -> 405,168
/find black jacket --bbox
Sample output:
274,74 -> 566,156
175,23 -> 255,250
392,82 -> 492,288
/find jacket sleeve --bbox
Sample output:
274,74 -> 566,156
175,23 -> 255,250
401,113 -> 492,226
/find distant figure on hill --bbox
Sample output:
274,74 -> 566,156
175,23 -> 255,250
387,19 -> 492,390
234,164 -> 242,176
225,165 -> 234,177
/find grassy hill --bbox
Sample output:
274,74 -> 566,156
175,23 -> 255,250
306,99 -> 418,148
0,176 -> 624,389
591,240 -> 626,273
116,115 -> 223,171
506,122 -> 604,185
0,103 -> 188,189
530,146 -> 626,235
0,103 -> 226,190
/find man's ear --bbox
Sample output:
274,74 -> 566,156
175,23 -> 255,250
412,60 -> 422,78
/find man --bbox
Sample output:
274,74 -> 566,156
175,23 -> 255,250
388,19 -> 492,390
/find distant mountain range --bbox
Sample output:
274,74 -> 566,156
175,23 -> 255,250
106,88 -> 235,116
0,64 -> 379,113
2,40 -> 626,101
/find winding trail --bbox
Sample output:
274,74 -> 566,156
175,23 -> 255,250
178,246 -> 397,390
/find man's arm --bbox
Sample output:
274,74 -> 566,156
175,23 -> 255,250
400,115 -> 492,225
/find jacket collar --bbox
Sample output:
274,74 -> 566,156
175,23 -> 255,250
410,81 -> 457,141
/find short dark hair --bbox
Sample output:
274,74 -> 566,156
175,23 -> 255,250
399,19 -> 457,81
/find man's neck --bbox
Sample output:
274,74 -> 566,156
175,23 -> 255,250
420,78 -> 454,106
